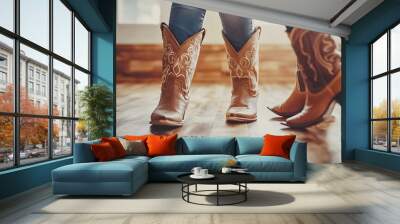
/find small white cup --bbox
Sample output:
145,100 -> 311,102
191,167 -> 202,176
221,167 -> 232,174
200,169 -> 208,176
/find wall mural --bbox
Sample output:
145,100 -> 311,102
116,1 -> 342,163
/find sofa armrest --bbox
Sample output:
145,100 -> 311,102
73,140 -> 100,163
289,141 -> 307,181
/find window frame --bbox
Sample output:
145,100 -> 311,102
370,20 -> 400,154
0,0 -> 92,171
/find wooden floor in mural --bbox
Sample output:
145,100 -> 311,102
116,82 -> 341,164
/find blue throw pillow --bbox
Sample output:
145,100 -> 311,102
178,136 -> 236,155
236,137 -> 264,155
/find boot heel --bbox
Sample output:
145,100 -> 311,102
324,100 -> 337,118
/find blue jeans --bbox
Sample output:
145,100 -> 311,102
169,3 -> 253,51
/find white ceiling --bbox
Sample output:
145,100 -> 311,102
171,0 -> 384,38
226,0 -> 353,23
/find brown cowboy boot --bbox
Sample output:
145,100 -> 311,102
150,23 -> 205,126
283,28 -> 341,128
268,29 -> 307,118
223,27 -> 261,122
268,70 -> 306,118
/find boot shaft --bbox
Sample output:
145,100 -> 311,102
223,27 -> 261,98
288,28 -> 341,93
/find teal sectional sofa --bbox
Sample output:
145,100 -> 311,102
52,136 -> 307,196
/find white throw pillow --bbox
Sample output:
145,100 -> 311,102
118,138 -> 147,156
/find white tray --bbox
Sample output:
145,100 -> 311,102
190,174 -> 215,179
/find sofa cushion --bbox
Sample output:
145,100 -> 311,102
236,155 -> 293,172
149,154 -> 235,172
53,158 -> 147,183
101,137 -> 127,158
73,139 -> 100,163
91,142 -> 118,161
147,134 -> 177,157
235,137 -> 263,155
260,134 -> 296,159
177,136 -> 236,155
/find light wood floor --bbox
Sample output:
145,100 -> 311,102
117,83 -> 341,163
1,163 -> 400,224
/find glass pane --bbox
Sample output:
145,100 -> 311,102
74,69 -> 89,118
20,117 -> 49,165
74,18 -> 89,70
75,120 -> 88,143
372,33 -> 387,76
372,77 -> 387,119
53,0 -> 72,60
20,44 -> 49,115
391,72 -> 400,118
372,121 -> 388,151
53,119 -> 72,157
53,59 -> 72,117
0,116 -> 13,170
20,0 -> 49,48
391,24 -> 400,70
0,0 -> 14,31
391,120 -> 400,153
0,35 -> 14,112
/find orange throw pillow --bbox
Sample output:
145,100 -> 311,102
101,137 -> 127,158
91,142 -> 117,162
260,134 -> 296,159
124,135 -> 149,142
146,134 -> 177,157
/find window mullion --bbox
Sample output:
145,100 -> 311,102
71,10 -> 76,154
13,0 -> 21,167
48,0 -> 54,160
388,30 -> 391,152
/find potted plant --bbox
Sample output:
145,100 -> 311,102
79,84 -> 113,140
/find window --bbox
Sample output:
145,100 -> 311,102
28,67 -> 34,80
0,71 -> 7,84
0,0 -> 91,170
53,119 -> 72,158
35,84 -> 40,95
0,0 -> 14,31
0,35 -> 13,112
74,69 -> 89,118
53,0 -> 72,60
53,59 -> 72,117
0,116 -> 14,170
35,70 -> 41,81
74,18 -> 89,70
0,54 -> 8,90
0,55 -> 7,67
42,85 -> 46,97
28,81 -> 34,94
20,0 -> 49,48
371,23 -> 400,154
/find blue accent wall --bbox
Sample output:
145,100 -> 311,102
344,0 -> 400,171
0,0 -> 116,200
91,0 -> 117,136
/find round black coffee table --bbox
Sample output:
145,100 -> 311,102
177,173 -> 255,206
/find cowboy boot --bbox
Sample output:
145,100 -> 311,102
150,23 -> 205,126
223,27 -> 261,122
283,28 -> 341,128
268,29 -> 307,118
